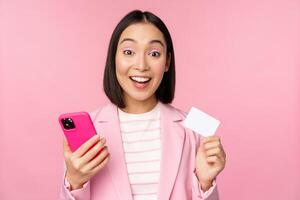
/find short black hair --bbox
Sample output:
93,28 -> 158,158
103,10 -> 176,108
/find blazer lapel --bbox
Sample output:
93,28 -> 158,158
94,103 -> 133,200
93,102 -> 185,200
157,103 -> 185,200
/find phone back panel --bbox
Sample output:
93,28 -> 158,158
58,112 -> 97,152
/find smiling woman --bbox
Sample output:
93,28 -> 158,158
103,11 -> 176,112
115,22 -> 171,113
60,10 -> 225,200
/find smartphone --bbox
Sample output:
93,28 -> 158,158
58,112 -> 97,152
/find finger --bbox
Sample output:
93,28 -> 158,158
207,155 -> 226,171
202,136 -> 220,144
90,154 -> 110,174
73,135 -> 101,158
202,137 -> 221,152
206,147 -> 222,157
204,141 -> 221,151
206,147 -> 226,163
206,155 -> 220,164
81,138 -> 106,164
84,147 -> 109,171
199,139 -> 205,152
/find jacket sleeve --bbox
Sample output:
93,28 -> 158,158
192,173 -> 219,200
58,164 -> 91,200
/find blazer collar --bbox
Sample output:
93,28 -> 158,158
94,102 -> 185,200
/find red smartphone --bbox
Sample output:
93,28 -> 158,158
58,112 -> 97,152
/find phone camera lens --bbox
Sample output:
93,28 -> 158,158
61,118 -> 75,130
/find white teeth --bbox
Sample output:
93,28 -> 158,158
130,76 -> 151,83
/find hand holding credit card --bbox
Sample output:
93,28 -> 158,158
182,107 -> 220,137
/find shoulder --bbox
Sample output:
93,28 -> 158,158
88,103 -> 115,122
160,102 -> 188,120
170,104 -> 188,118
89,107 -> 103,122
163,103 -> 201,145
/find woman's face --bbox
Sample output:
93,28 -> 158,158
115,22 -> 170,107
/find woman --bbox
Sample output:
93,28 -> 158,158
60,10 -> 226,200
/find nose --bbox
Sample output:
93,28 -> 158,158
134,53 -> 149,71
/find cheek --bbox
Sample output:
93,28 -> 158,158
152,59 -> 167,77
115,54 -> 130,77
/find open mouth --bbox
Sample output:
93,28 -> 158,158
129,76 -> 152,83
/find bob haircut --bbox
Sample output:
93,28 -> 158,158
103,10 -> 176,108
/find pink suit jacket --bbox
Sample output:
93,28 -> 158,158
60,102 -> 219,200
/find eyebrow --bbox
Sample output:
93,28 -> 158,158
119,38 -> 165,48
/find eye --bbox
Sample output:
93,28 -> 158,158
149,51 -> 161,57
123,49 -> 134,56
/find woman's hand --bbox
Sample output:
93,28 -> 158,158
195,136 -> 226,191
63,135 -> 110,190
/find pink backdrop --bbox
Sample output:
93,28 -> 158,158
1,0 -> 299,199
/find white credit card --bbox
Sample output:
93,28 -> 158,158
182,107 -> 220,137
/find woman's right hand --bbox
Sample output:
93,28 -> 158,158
63,135 -> 110,190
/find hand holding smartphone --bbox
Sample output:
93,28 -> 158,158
58,111 -> 110,190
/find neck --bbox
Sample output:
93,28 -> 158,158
121,95 -> 158,114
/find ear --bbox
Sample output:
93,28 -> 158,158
165,53 -> 171,72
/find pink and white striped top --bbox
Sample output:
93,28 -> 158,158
118,103 -> 161,200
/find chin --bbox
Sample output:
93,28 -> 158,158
128,92 -> 155,103
132,96 -> 152,102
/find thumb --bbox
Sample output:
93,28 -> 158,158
198,136 -> 206,152
63,137 -> 72,156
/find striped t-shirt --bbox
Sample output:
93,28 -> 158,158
118,103 -> 161,200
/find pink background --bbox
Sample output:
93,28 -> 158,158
1,0 -> 299,199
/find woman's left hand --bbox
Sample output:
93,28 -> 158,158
195,136 -> 226,191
